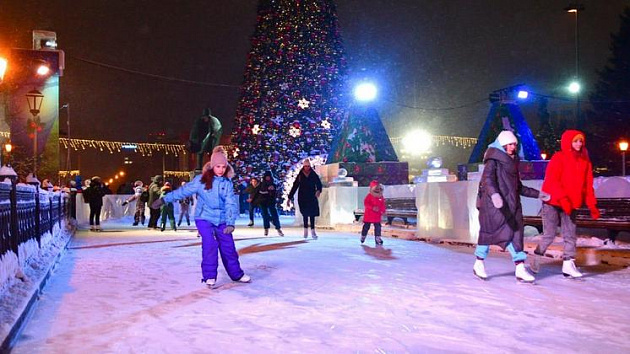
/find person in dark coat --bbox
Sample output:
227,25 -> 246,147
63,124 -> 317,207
258,171 -> 284,236
244,177 -> 261,227
84,176 -> 106,231
473,130 -> 549,283
288,158 -> 323,239
147,175 -> 164,229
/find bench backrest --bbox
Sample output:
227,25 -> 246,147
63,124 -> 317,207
386,198 -> 416,210
575,198 -> 630,221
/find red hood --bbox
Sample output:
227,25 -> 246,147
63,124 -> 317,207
560,129 -> 589,159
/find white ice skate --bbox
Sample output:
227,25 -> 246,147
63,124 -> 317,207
205,278 -> 216,288
277,229 -> 284,237
515,263 -> 535,283
237,274 -> 251,283
473,259 -> 488,280
562,259 -> 583,278
303,228 -> 309,238
311,229 -> 318,240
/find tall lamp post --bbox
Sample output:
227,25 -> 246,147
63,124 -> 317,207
26,89 -> 44,176
61,103 -> 70,172
620,140 -> 628,176
565,2 -> 585,128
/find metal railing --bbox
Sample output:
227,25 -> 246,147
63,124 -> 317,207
0,182 -> 67,261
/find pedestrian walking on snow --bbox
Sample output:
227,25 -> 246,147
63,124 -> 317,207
152,146 -> 250,287
473,130 -> 550,283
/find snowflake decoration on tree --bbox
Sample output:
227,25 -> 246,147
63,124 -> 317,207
297,98 -> 310,109
289,126 -> 301,137
252,124 -> 262,135
321,119 -> 331,129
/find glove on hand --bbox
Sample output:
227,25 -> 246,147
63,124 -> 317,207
560,198 -> 573,215
538,191 -> 551,202
121,201 -> 128,206
151,198 -> 164,209
589,206 -> 600,220
224,225 -> 235,234
491,193 -> 503,209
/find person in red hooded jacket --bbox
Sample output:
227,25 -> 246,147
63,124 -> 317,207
531,130 -> 599,278
361,180 -> 386,245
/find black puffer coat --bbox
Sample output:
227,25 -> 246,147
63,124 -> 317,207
477,147 -> 539,252
288,169 -> 323,217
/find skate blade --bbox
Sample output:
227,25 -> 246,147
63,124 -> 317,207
516,277 -> 536,284
473,270 -> 487,281
562,273 -> 585,280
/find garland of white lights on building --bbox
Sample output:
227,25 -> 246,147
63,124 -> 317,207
389,135 -> 478,149
59,138 -> 187,156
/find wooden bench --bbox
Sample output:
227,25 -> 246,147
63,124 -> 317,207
523,198 -> 630,242
354,198 -> 417,225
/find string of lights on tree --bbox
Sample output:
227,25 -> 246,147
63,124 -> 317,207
58,138 -> 187,156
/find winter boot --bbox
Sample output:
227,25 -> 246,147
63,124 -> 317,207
247,221 -> 254,227
277,229 -> 284,237
562,259 -> 583,278
236,274 -> 251,283
311,228 -> 318,240
264,228 -> 269,236
204,278 -> 216,287
473,259 -> 487,280
375,236 -> 384,245
303,228 -> 309,238
515,262 -> 535,283
360,234 -> 367,243
528,254 -> 541,274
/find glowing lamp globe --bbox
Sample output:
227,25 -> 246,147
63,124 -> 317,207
354,83 -> 377,102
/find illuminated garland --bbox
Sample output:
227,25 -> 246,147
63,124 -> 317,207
58,138 -> 187,156
58,170 -> 81,177
280,154 -> 327,211
389,135 -> 478,149
163,170 -> 193,179
0,131 -> 8,138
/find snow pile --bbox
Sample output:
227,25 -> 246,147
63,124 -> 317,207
0,219 -> 73,346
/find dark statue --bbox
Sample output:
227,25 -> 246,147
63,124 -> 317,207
189,108 -> 223,171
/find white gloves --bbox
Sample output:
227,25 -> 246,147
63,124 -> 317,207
491,193 -> 503,209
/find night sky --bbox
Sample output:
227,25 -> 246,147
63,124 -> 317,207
1,0 -> 628,181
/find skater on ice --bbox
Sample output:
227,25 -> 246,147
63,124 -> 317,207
473,130 -> 550,282
530,130 -> 599,278
288,158 -> 323,239
152,146 -> 251,287
361,180 -> 386,245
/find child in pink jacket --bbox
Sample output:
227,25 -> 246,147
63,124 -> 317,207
361,180 -> 386,245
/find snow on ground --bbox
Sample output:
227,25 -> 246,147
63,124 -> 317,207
8,215 -> 630,353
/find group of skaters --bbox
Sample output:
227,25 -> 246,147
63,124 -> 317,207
474,129 -> 598,283
83,128 -> 596,288
122,176 -> 194,232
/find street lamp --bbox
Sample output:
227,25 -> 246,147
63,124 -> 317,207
565,2 -> 585,128
61,103 -> 70,172
1,140 -> 11,166
25,89 -> 44,176
620,140 -> 628,176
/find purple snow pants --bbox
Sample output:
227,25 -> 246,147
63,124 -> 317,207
196,220 -> 244,282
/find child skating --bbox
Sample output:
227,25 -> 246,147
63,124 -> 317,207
361,180 -> 386,245
152,146 -> 250,287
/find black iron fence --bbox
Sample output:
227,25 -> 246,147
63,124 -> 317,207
0,182 -> 67,261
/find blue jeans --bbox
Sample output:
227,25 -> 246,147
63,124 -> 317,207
475,243 -> 527,263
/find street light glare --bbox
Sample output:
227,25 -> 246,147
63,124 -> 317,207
620,141 -> 629,152
568,81 -> 580,94
36,64 -> 50,76
354,82 -> 377,102
402,130 -> 433,155
517,90 -> 529,99
0,58 -> 7,81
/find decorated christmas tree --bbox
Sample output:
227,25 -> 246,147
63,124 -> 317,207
328,106 -> 398,163
230,0 -> 348,181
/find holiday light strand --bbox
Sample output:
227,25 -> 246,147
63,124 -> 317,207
58,170 -> 81,177
58,138 -> 187,156
389,135 -> 478,148
163,170 -> 193,179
